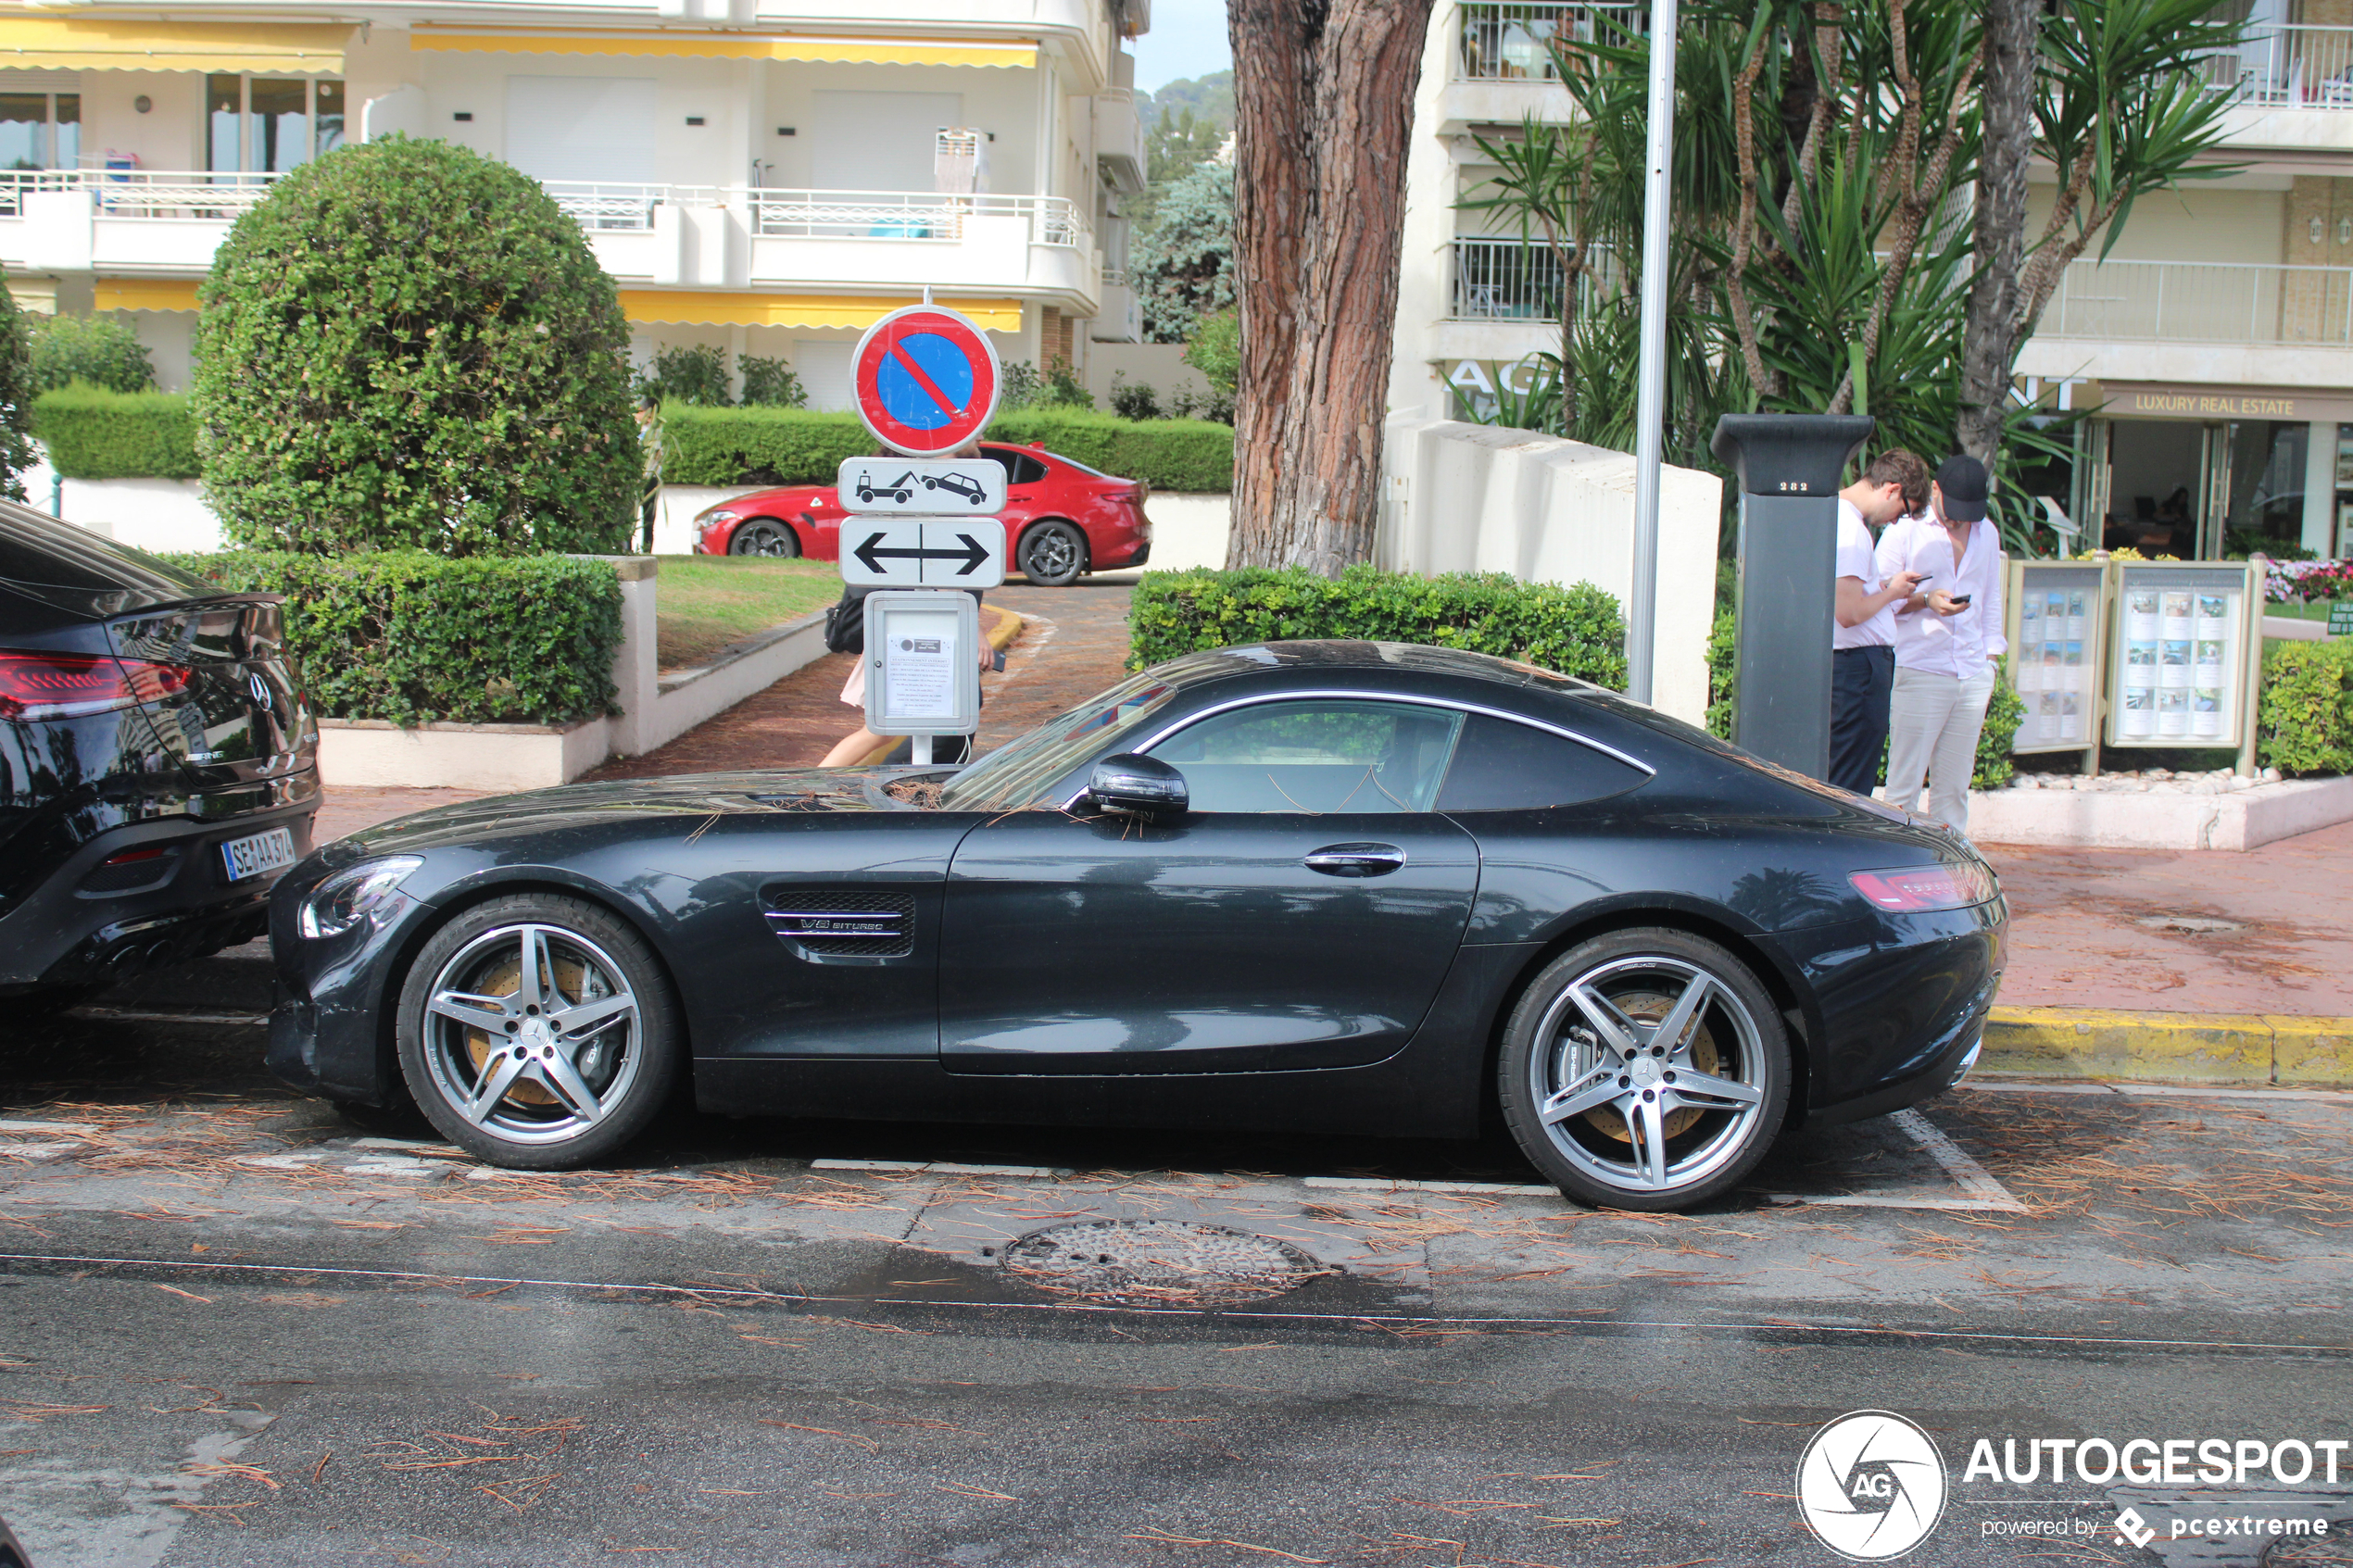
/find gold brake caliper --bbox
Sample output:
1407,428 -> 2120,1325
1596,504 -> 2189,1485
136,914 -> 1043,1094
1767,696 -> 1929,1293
1586,987 -> 1722,1143
461,952 -> 586,1109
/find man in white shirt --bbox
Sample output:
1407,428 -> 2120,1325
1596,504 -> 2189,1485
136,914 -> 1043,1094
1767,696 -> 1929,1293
1830,449 -> 1930,795
1877,455 -> 2007,833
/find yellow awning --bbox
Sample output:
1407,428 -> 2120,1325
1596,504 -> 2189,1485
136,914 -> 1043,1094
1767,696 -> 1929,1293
409,28 -> 1035,69
96,278 -> 201,313
0,19 -> 350,73
621,291 -> 1023,332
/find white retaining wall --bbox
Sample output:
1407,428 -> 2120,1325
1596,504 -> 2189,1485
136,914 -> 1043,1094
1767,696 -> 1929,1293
1378,419 -> 1723,728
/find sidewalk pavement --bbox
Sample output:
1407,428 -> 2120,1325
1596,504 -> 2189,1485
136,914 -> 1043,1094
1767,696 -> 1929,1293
295,582 -> 2350,1085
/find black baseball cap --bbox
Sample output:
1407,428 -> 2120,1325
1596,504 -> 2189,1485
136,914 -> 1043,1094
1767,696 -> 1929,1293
1934,455 -> 1989,522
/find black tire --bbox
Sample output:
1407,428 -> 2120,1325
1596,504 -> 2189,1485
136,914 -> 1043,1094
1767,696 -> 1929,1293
394,893 -> 683,1170
1017,520 -> 1087,586
728,519 -> 800,558
1496,928 -> 1790,1211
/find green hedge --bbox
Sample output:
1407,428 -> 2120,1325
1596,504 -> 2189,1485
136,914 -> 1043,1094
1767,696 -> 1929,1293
1705,612 -> 2023,792
662,406 -> 1234,492
1127,567 -> 1627,687
163,550 -> 620,727
36,393 -> 1241,495
2259,639 -> 2353,775
31,385 -> 198,479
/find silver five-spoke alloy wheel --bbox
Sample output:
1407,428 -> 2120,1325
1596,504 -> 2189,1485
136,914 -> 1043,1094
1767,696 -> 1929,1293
396,894 -> 682,1168
1499,930 -> 1789,1210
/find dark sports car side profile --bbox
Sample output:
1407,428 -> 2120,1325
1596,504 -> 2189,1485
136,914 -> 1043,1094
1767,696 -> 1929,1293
266,643 -> 2005,1210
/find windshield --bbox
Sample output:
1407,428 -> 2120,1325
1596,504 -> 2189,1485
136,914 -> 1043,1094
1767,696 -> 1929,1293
938,670 -> 1181,810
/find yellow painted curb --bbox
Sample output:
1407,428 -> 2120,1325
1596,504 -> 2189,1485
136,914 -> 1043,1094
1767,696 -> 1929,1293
1982,1006 -> 2353,1086
850,609 -> 1026,767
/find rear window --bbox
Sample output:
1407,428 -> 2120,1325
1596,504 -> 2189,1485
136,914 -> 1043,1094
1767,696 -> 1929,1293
983,447 -> 1050,486
0,503 -> 216,609
1434,713 -> 1648,811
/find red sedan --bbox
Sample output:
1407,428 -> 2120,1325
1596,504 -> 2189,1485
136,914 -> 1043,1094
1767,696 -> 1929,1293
692,442 -> 1152,586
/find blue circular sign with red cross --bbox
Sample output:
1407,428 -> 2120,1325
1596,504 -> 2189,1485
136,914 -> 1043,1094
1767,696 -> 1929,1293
850,304 -> 1002,458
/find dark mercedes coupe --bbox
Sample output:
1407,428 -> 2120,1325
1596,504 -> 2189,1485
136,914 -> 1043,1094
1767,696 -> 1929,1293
266,643 -> 2004,1210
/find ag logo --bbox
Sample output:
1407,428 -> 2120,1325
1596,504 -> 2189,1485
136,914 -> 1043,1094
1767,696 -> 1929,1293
1796,1410 -> 1948,1561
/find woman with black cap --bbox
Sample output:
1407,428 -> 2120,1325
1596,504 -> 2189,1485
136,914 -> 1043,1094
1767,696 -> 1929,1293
1874,454 -> 2007,834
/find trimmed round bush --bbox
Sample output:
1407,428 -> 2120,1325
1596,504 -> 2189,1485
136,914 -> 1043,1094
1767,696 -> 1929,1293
194,136 -> 636,556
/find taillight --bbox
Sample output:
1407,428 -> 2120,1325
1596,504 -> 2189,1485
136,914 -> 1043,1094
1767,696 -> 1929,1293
0,649 -> 194,721
1849,862 -> 1999,913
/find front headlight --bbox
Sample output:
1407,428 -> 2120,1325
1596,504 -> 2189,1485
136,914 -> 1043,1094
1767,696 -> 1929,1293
298,856 -> 422,939
699,508 -> 740,526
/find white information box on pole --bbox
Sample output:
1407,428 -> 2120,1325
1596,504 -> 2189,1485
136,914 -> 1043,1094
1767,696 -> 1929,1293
862,590 -> 981,741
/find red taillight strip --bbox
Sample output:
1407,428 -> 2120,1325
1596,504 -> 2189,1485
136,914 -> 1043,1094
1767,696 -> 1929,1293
0,649 -> 194,721
1848,862 -> 1998,913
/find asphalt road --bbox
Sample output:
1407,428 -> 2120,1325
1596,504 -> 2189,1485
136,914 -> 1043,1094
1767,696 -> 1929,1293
4,947 -> 2350,1568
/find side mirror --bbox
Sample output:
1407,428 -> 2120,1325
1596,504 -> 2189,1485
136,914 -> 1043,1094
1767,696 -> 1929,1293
1085,753 -> 1188,821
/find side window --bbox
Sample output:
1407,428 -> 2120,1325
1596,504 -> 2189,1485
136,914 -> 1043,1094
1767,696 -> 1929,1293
1434,713 -> 1647,811
1147,701 -> 1465,813
986,448 -> 1049,486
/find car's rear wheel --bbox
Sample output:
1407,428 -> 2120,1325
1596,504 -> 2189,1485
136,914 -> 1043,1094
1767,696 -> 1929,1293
395,894 -> 682,1169
1017,520 -> 1087,586
1497,929 -> 1789,1211
729,519 -> 799,558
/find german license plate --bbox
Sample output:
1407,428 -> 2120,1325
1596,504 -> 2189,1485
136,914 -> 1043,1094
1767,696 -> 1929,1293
220,826 -> 296,883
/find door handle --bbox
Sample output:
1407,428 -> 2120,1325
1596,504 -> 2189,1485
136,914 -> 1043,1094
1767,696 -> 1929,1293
1304,842 -> 1407,877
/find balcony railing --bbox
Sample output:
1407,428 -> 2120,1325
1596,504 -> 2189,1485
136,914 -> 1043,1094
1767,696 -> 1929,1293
0,169 -> 1094,253
1447,237 -> 1617,320
747,191 -> 1090,250
2036,258 -> 2353,345
1453,1 -> 1636,81
0,167 -> 278,220
2205,22 -> 2353,108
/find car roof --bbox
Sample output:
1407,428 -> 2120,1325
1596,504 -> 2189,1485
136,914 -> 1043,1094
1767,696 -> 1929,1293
1143,640 -> 1609,699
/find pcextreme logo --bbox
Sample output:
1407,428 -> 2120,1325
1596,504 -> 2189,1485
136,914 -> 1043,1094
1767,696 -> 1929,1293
1797,1411 -> 1950,1561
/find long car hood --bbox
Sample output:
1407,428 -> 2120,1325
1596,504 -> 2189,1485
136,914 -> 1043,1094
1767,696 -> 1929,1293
345,769 -> 910,855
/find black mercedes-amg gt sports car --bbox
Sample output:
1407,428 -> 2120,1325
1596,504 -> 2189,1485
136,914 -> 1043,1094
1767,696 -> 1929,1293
267,643 -> 2004,1210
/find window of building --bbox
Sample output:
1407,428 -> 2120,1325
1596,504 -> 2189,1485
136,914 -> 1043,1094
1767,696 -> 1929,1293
0,92 -> 78,170
208,76 -> 343,174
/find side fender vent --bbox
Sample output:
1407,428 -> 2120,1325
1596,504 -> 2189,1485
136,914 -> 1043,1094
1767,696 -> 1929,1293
762,890 -> 915,959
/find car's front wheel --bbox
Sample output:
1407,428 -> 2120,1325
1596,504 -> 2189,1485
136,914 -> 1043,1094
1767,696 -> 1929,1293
729,519 -> 799,558
1497,929 -> 1790,1211
1017,521 -> 1087,586
395,894 -> 682,1169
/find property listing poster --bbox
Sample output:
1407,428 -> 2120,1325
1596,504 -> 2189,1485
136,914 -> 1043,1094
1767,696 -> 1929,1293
2010,569 -> 2101,751
2112,571 -> 2241,745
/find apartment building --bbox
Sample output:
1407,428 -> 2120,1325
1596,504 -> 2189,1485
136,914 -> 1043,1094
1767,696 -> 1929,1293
0,0 -> 1147,405
1389,1 -> 2353,561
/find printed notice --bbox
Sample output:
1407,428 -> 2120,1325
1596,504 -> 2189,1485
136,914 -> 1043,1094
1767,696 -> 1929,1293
884,621 -> 961,721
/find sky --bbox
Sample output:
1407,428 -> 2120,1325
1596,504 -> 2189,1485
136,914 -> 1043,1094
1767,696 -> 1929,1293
1133,0 -> 1231,94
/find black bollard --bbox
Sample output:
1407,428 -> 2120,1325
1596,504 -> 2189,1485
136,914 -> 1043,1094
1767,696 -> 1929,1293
1708,413 -> 1877,780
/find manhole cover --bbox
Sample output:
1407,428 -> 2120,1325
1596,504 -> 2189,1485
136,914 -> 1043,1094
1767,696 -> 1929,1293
1000,1219 -> 1332,1306
2135,914 -> 2246,935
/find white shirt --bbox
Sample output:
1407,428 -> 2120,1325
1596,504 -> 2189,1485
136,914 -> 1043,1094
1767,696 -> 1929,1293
1875,512 -> 2007,678
1832,498 -> 1895,651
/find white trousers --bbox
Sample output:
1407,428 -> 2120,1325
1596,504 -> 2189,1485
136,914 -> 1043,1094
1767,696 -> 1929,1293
1885,665 -> 1995,833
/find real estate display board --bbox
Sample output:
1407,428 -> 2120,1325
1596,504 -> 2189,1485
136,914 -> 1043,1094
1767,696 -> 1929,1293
2006,562 -> 2109,758
2103,560 -> 2260,753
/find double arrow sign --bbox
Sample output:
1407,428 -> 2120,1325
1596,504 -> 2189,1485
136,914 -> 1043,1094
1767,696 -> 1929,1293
835,458 -> 1008,589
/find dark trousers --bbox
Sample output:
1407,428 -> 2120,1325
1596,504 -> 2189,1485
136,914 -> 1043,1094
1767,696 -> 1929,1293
1830,645 -> 1895,795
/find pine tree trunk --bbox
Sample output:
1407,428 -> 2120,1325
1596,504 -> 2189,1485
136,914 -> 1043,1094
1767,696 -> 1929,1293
1957,0 -> 2040,468
1226,0 -> 1434,574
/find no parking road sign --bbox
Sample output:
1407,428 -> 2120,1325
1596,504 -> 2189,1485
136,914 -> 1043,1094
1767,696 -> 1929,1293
851,304 -> 1002,458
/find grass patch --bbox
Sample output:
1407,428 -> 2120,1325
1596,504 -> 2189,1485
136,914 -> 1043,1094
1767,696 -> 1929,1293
2269,599 -> 2348,624
657,555 -> 839,671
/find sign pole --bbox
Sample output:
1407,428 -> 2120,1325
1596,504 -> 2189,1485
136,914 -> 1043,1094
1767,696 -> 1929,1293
1627,0 -> 1680,708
